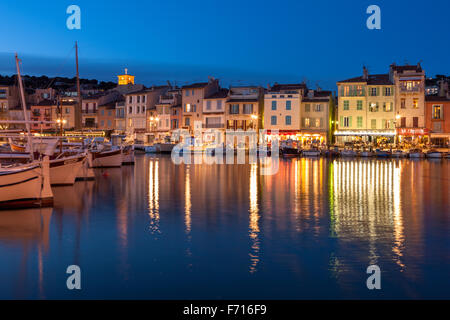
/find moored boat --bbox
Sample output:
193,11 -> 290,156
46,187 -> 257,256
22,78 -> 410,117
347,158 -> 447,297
302,148 -> 321,157
122,146 -> 135,165
90,148 -> 123,168
49,153 -> 86,185
155,143 -> 175,154
0,157 -> 53,209
391,149 -> 407,158
340,149 -> 357,157
360,149 -> 374,157
375,149 -> 391,158
426,150 -> 444,158
281,147 -> 299,158
408,149 -> 425,158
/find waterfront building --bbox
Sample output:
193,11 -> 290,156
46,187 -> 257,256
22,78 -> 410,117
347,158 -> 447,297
225,86 -> 263,132
151,88 -> 181,141
125,86 -> 169,143
82,91 -> 121,129
202,88 -> 228,143
181,78 -> 220,133
114,97 -> 126,134
97,102 -> 116,131
264,83 -> 306,140
81,95 -> 100,129
336,67 -> 396,145
30,99 -> 76,131
301,89 -> 335,145
425,96 -> 450,146
30,100 -> 55,131
59,100 -> 76,130
390,63 -> 427,143
0,85 -> 19,124
171,104 -> 182,135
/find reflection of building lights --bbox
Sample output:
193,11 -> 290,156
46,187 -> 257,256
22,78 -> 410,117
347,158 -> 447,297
185,166 -> 192,234
249,163 -> 260,274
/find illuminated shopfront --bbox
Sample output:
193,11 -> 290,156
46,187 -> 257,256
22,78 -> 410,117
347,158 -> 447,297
264,130 -> 327,145
334,129 -> 396,145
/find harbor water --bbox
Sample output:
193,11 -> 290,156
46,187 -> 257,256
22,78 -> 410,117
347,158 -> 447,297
0,155 -> 449,299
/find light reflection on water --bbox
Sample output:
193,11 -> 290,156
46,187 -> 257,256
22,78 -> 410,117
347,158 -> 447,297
0,156 -> 448,299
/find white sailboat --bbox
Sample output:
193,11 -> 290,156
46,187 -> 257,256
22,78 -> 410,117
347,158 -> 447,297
0,157 -> 53,209
0,53 -> 54,208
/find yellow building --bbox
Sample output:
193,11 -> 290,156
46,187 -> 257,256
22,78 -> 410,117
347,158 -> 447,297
336,67 -> 396,144
117,68 -> 135,85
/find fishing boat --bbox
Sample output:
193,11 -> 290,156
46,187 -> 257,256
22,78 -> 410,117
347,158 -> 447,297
426,150 -> 444,158
340,149 -> 358,157
49,153 -> 86,185
90,147 -> 123,168
302,148 -> 321,157
8,139 -> 26,152
408,149 -> 425,158
375,149 -> 391,158
155,143 -> 175,154
391,149 -> 407,158
360,148 -> 374,157
122,145 -> 135,165
76,153 -> 95,180
0,157 -> 53,209
281,147 -> 299,158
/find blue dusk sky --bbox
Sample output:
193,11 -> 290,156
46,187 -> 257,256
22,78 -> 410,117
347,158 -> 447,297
0,0 -> 449,90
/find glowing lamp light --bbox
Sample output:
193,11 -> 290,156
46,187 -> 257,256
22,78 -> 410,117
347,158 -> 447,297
251,114 -> 258,120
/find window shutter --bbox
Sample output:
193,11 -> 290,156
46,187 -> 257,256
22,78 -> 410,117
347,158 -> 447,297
340,116 -> 343,128
349,116 -> 352,127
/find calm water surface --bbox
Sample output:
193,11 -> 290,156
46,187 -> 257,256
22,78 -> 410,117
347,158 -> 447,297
0,155 -> 449,299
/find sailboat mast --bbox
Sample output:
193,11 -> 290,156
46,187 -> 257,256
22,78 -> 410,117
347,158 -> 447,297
75,41 -> 82,130
15,53 -> 33,155
15,53 -> 30,134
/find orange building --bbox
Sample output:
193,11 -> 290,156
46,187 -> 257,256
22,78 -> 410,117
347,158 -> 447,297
425,96 -> 450,147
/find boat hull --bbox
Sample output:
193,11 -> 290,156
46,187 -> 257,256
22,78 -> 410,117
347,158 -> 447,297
302,151 -> 320,157
426,152 -> 443,158
122,150 -> 135,165
0,158 -> 53,209
49,154 -> 86,185
91,149 -> 123,168
409,153 -> 425,158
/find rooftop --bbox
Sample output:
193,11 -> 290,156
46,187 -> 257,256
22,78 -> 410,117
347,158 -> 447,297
270,83 -> 307,91
205,88 -> 229,99
182,82 -> 209,89
338,74 -> 392,85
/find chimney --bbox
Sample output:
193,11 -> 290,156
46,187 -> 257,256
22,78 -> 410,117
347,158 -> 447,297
363,66 -> 368,80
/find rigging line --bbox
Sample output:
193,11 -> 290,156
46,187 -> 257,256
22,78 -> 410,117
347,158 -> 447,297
45,45 -> 76,90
